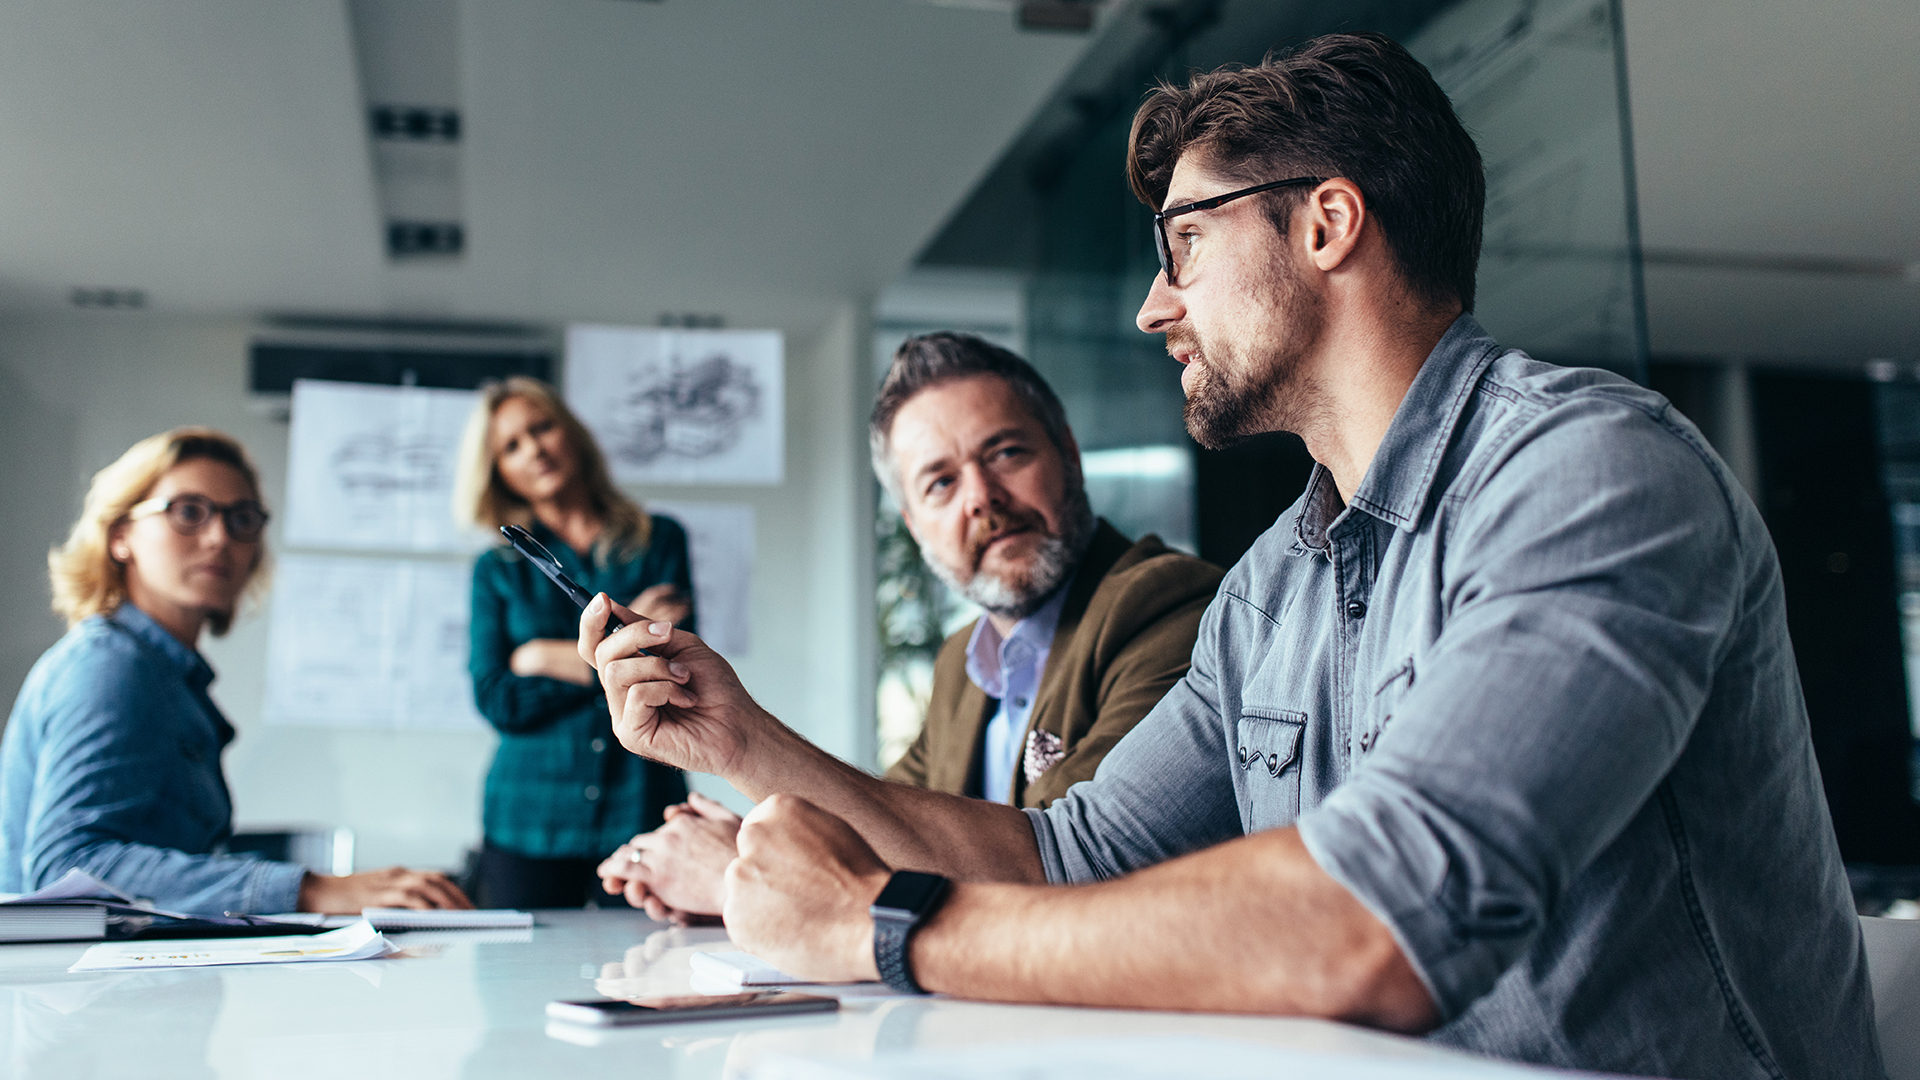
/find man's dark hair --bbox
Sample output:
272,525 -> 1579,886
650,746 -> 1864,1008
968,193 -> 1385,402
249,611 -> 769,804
869,332 -> 1077,501
1128,31 -> 1484,310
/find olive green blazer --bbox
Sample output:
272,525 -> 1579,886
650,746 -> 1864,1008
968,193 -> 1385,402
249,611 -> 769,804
885,520 -> 1223,808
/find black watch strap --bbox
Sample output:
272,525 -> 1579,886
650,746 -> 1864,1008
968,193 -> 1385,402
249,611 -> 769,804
870,870 -> 949,995
872,915 -> 924,994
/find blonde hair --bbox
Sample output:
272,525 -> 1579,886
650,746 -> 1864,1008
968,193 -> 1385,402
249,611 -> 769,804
453,377 -> 652,560
49,427 -> 270,636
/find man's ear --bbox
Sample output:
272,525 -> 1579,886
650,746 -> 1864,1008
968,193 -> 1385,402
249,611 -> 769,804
1303,178 -> 1367,273
898,505 -> 920,543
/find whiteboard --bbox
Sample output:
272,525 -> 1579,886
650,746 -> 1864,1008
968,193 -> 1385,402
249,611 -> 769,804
284,380 -> 489,553
647,500 -> 754,659
262,553 -> 485,731
565,326 -> 784,485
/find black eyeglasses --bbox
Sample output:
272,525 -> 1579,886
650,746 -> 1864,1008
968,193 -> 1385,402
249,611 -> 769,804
1152,176 -> 1326,287
128,494 -> 270,543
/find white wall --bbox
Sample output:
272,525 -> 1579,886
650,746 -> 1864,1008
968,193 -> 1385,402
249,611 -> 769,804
0,306 -> 875,871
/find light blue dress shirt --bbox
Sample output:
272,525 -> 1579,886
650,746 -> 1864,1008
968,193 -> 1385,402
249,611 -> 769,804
1026,316 -> 1879,1079
964,582 -> 1071,804
0,604 -> 306,915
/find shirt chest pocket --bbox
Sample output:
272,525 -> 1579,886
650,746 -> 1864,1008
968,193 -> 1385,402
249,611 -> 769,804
1358,657 -> 1415,759
1235,709 -> 1306,834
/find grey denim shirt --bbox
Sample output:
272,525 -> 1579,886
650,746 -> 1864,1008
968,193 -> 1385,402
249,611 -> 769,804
1027,316 -> 1881,1080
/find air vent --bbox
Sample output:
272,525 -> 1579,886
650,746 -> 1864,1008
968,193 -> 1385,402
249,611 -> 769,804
1018,0 -> 1096,31
387,221 -> 465,257
70,287 -> 147,310
658,312 -> 727,329
249,343 -> 551,395
369,105 -> 460,142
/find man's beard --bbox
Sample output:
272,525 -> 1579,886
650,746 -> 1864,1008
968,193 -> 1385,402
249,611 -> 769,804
925,484 -> 1095,621
1173,251 -> 1324,450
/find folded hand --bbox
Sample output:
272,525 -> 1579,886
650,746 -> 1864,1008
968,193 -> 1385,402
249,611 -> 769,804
596,792 -> 742,922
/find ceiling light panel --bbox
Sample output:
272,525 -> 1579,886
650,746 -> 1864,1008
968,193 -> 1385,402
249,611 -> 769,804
347,0 -> 466,259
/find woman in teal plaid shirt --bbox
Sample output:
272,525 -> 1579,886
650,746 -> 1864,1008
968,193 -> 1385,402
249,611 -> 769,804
456,378 -> 694,908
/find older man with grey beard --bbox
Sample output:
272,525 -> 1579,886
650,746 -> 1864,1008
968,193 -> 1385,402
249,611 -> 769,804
594,332 -> 1221,921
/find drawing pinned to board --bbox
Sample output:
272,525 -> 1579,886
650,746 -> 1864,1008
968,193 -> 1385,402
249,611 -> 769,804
649,501 -> 753,658
285,380 -> 489,553
565,326 -> 784,485
262,554 -> 484,731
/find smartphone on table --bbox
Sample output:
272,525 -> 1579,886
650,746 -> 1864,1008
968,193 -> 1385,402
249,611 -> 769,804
546,991 -> 838,1027
498,525 -> 646,652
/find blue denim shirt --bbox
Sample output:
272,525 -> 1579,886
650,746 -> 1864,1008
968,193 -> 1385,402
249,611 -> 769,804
1028,316 -> 1880,1079
0,604 -> 306,915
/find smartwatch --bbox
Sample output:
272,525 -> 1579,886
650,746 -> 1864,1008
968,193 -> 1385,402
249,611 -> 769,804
869,870 -> 950,995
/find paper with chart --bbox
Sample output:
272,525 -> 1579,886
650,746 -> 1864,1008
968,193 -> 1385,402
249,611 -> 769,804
285,380 -> 488,552
648,501 -> 753,657
69,921 -> 396,972
262,554 -> 484,730
565,326 -> 783,485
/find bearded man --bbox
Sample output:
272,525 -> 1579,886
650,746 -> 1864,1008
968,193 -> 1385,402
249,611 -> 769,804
595,331 -> 1221,920
579,32 -> 1878,1078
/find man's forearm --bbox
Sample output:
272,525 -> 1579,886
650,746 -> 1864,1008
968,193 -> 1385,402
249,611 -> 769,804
907,827 -> 1438,1028
730,721 -> 1046,884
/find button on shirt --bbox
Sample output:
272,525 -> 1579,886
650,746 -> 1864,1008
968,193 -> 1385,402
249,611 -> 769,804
965,582 -> 1070,805
1025,316 -> 1878,1079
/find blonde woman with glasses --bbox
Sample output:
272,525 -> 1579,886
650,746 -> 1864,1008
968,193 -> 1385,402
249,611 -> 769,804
0,427 -> 471,915
455,378 -> 694,908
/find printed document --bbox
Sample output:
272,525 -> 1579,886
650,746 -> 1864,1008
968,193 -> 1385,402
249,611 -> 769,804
69,920 -> 396,972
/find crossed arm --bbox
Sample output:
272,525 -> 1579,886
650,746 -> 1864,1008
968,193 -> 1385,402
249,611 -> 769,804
575,595 -> 1436,1029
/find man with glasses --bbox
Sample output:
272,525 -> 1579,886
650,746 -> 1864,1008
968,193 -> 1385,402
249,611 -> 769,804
580,32 -> 1876,1079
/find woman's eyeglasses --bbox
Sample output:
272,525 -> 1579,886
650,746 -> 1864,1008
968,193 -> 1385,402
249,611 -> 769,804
128,495 -> 270,543
1152,176 -> 1326,287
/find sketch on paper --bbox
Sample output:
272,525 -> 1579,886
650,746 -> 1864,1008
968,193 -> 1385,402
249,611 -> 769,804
284,380 -> 488,553
648,501 -> 754,658
612,354 -> 761,466
565,326 -> 784,485
262,554 -> 484,731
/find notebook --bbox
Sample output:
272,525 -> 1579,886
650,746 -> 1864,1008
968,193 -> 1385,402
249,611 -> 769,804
0,903 -> 110,943
360,908 -> 533,931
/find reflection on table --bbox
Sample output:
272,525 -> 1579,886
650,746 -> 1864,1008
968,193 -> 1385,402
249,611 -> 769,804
0,909 -> 1476,1080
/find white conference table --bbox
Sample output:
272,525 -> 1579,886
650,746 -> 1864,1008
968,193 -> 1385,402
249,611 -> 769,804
0,909 -> 1521,1079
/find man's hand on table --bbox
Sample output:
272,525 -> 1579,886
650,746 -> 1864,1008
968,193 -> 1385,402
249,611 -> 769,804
724,794 -> 889,983
597,791 -> 742,922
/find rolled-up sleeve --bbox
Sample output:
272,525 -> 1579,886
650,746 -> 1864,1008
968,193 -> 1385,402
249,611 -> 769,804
1027,606 -> 1242,884
1297,401 -> 1743,1019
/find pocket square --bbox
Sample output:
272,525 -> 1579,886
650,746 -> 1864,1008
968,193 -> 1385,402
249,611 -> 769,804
1023,728 -> 1066,785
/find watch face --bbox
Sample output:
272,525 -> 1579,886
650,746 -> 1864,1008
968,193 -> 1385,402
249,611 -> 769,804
872,871 -> 947,917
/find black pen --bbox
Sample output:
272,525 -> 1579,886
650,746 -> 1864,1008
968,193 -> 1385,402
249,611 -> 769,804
498,525 -> 650,653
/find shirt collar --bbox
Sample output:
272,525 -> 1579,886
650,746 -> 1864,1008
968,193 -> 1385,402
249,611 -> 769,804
108,602 -> 214,692
963,575 -> 1073,700
1293,314 -> 1502,551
